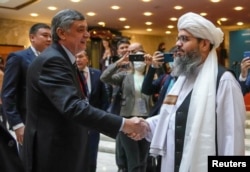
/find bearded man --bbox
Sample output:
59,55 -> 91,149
144,12 -> 246,172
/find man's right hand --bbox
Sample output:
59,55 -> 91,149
122,117 -> 150,140
15,126 -> 25,145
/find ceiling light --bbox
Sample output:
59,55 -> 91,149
30,13 -> 38,17
87,12 -> 96,16
48,6 -> 57,11
174,6 -> 183,10
200,12 -> 207,16
124,25 -> 130,29
119,17 -> 126,21
165,31 -> 171,34
145,22 -> 152,25
111,5 -> 120,10
237,22 -> 244,26
98,22 -> 105,27
210,0 -> 220,3
234,6 -> 243,11
143,12 -> 152,16
167,25 -> 174,29
217,20 -> 221,25
220,18 -> 228,21
146,28 -> 152,32
142,0 -> 151,2
170,17 -> 177,21
71,0 -> 81,2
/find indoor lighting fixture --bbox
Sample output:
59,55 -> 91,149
119,17 -> 126,21
124,25 -> 130,29
234,6 -> 243,11
98,22 -> 105,27
145,22 -> 152,25
174,6 -> 183,10
237,22 -> 244,26
146,28 -> 152,32
87,12 -> 96,16
220,17 -> 228,21
143,12 -> 152,16
170,17 -> 177,21
48,6 -> 57,11
165,31 -> 171,34
30,13 -> 38,17
71,0 -> 81,2
111,5 -> 120,10
167,25 -> 174,29
200,12 -> 207,16
210,0 -> 220,3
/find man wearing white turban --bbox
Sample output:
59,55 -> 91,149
143,12 -> 246,172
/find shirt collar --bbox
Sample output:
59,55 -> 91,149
83,67 -> 89,73
61,45 -> 75,65
30,46 -> 40,57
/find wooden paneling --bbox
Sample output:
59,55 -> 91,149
0,44 -> 24,65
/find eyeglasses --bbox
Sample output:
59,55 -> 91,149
176,35 -> 199,43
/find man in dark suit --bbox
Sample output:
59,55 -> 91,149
1,23 -> 51,151
0,122 -> 24,172
76,50 -> 108,172
23,9 -> 148,172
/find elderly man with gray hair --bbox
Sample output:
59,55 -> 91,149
139,12 -> 246,172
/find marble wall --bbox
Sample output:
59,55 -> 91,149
0,18 -> 43,48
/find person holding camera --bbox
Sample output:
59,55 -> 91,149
239,51 -> 250,95
101,42 -> 152,172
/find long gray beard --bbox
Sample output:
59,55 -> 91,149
171,50 -> 202,77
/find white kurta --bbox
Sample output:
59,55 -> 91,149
146,71 -> 246,172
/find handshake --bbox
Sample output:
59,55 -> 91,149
122,117 -> 150,140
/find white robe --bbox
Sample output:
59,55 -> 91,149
146,71 -> 246,172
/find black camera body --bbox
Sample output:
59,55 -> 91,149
129,54 -> 144,61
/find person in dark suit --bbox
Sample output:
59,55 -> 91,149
23,9 -> 148,172
76,50 -> 108,172
1,23 -> 51,151
0,122 -> 24,172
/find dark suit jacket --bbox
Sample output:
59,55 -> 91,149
23,43 -> 123,172
141,66 -> 172,116
239,75 -> 250,95
88,68 -> 109,110
0,123 -> 24,172
1,47 -> 36,128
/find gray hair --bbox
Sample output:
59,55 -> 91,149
51,9 -> 85,42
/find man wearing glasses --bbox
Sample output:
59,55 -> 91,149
134,12 -> 246,172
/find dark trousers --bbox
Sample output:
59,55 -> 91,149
86,130 -> 100,172
0,104 -> 7,129
116,132 -> 150,172
116,134 -> 127,170
146,156 -> 161,172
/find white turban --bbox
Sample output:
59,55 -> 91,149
178,12 -> 224,48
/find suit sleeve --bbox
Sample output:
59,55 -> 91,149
1,53 -> 23,128
141,66 -> 164,95
38,57 -> 123,138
